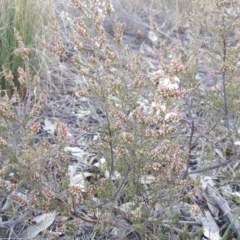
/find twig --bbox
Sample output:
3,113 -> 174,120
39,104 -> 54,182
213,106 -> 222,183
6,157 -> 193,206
71,211 -> 98,224
181,120 -> 195,180
185,151 -> 240,175
181,119 -> 219,179
222,38 -> 234,147
105,106 -> 115,181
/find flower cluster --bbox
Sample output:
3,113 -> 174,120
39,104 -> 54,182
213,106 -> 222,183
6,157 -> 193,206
0,103 -> 16,119
118,132 -> 134,143
110,110 -> 128,122
68,185 -> 84,204
164,60 -> 186,76
11,193 -> 28,207
164,111 -> 180,123
146,124 -> 176,137
151,69 -> 178,86
5,71 -> 14,84
94,7 -> 105,33
104,0 -> 115,15
30,104 -> 42,117
70,0 -> 82,10
130,106 -> 150,124
105,46 -> 118,60
41,19 -> 66,60
74,17 -> 88,38
10,93 -> 19,104
6,182 -> 19,192
17,67 -> 28,84
30,122 -> 41,134
57,122 -> 68,140
69,185 -> 83,196
42,187 -> 55,201
150,140 -> 185,176
133,75 -> 145,88
13,29 -> 30,61
114,22 -> 126,44
115,147 -> 128,159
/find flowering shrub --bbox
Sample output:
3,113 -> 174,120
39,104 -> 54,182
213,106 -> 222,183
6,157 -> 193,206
2,0 -> 240,239
42,0 -> 191,237
0,0 -> 193,238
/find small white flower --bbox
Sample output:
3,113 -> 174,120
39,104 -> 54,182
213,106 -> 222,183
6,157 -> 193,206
151,70 -> 180,90
162,76 -> 179,90
149,102 -> 166,116
165,112 -> 178,121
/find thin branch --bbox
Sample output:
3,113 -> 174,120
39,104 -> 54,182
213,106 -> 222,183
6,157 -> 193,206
181,120 -> 195,180
105,106 -> 115,181
222,38 -> 230,131
185,151 -> 240,175
181,119 -> 219,179
71,211 -> 98,224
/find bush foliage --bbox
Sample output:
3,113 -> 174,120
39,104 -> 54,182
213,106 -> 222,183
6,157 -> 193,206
1,0 -> 240,239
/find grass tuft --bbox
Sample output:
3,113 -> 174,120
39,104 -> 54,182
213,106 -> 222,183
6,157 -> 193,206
0,0 -> 51,97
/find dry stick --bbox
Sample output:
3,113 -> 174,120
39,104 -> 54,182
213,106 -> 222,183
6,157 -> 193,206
71,211 -> 98,224
105,106 -> 115,182
0,211 -> 29,228
186,151 -> 240,175
222,38 -> 229,130
71,194 -> 98,223
181,120 -> 194,180
163,220 -> 201,226
95,61 -> 114,181
203,182 -> 240,238
190,119 -> 219,151
222,38 -> 234,147
181,119 -> 219,179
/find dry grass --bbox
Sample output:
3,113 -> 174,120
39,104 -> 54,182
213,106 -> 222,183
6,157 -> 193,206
0,0 -> 52,96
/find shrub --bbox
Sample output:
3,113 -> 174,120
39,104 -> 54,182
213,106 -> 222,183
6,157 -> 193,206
1,0 -> 240,239
43,0 -> 190,238
182,0 -> 240,165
